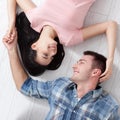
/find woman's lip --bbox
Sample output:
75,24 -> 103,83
49,44 -> 57,49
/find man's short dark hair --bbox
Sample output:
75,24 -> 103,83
83,51 -> 107,73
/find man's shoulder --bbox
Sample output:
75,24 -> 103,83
53,77 -> 72,87
54,77 -> 71,83
92,89 -> 119,118
99,90 -> 119,108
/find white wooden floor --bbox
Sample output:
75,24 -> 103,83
0,0 -> 120,119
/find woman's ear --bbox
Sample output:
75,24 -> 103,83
92,69 -> 101,77
31,43 -> 37,50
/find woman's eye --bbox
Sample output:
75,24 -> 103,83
42,53 -> 49,59
51,56 -> 54,60
44,53 -> 48,57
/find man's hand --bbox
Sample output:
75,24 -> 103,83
3,28 -> 17,51
99,58 -> 113,82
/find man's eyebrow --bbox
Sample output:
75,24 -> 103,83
79,59 -> 87,62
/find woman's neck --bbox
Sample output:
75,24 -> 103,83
42,25 -> 57,39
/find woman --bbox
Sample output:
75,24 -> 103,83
6,0 -> 117,82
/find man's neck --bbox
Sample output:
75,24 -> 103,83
76,81 -> 97,98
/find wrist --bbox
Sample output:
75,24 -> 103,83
107,57 -> 114,64
107,57 -> 114,61
9,21 -> 15,28
8,47 -> 17,55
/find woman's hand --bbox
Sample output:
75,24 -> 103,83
99,58 -> 113,82
3,28 -> 17,51
7,24 -> 16,40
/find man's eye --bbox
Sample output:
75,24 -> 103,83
78,61 -> 84,64
81,61 -> 85,64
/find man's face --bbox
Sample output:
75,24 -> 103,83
71,55 -> 94,83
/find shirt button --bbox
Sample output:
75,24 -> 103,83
73,110 -> 76,113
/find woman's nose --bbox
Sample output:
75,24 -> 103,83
44,47 -> 49,53
48,45 -> 57,54
51,51 -> 56,56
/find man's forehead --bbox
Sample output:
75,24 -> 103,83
79,55 -> 94,61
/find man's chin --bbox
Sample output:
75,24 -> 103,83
71,75 -> 77,82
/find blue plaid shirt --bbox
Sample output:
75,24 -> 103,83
20,77 -> 120,120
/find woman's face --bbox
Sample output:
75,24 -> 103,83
31,37 -> 57,66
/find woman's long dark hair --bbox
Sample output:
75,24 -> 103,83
16,12 -> 65,76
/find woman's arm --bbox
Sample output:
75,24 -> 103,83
7,0 -> 36,22
7,0 -> 36,36
81,21 -> 117,82
7,0 -> 17,40
7,0 -> 16,29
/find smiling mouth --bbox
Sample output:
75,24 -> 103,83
74,71 -> 79,74
49,44 -> 57,49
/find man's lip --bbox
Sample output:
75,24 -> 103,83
74,71 -> 79,73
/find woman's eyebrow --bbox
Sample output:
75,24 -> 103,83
42,56 -> 48,59
42,53 -> 49,59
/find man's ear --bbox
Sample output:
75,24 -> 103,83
92,69 -> 101,77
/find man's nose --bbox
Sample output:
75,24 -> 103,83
72,63 -> 78,69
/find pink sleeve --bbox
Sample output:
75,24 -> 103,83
65,29 -> 84,46
25,7 -> 43,32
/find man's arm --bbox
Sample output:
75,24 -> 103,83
3,31 -> 54,99
3,30 -> 28,91
8,47 -> 28,90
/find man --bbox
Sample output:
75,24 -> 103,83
3,30 -> 120,120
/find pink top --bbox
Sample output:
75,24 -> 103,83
25,0 -> 95,46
